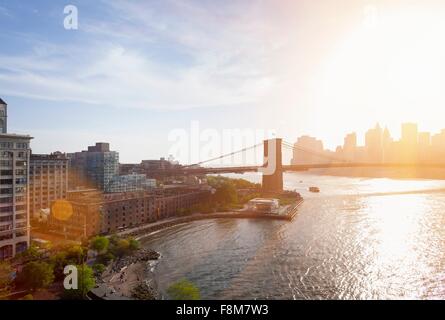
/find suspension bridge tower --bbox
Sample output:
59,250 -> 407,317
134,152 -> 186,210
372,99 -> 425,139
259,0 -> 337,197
262,138 -> 283,193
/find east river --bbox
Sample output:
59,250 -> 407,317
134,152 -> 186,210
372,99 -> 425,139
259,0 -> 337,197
140,172 -> 445,299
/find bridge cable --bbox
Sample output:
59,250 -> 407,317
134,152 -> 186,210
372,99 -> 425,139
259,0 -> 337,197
182,142 -> 263,168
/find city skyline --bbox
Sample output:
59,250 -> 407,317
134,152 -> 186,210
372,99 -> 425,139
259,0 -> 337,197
292,122 -> 445,165
4,95 -> 445,166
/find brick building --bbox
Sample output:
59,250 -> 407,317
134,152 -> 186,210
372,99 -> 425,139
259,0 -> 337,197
48,186 -> 210,240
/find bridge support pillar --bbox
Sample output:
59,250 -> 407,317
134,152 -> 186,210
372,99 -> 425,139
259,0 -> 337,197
261,138 -> 283,193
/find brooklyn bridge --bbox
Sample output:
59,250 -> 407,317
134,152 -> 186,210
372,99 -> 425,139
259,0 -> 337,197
155,138 -> 445,192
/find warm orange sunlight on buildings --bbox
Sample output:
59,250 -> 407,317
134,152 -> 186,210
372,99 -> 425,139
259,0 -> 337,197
3,0 -> 445,311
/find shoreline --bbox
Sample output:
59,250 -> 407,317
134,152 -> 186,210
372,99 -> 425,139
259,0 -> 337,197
91,248 -> 161,300
93,200 -> 303,300
117,200 -> 303,241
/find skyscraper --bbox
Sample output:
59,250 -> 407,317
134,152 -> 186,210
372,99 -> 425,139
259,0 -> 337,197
401,123 -> 418,163
291,136 -> 325,164
0,98 -> 33,260
343,132 -> 357,161
365,123 -> 383,163
381,126 -> 393,162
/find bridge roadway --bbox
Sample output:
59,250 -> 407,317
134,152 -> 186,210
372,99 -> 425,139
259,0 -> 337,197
159,162 -> 445,176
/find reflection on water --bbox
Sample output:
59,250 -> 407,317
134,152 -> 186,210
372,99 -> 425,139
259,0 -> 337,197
140,173 -> 445,299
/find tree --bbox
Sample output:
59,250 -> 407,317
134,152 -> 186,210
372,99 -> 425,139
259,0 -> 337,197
0,261 -> 13,298
50,252 -> 68,280
92,263 -> 106,275
213,182 -> 238,205
115,239 -> 130,256
90,236 -> 109,253
65,245 -> 86,265
63,264 -> 95,300
97,252 -> 114,265
167,278 -> 200,300
20,245 -> 42,261
18,261 -> 54,291
128,238 -> 140,251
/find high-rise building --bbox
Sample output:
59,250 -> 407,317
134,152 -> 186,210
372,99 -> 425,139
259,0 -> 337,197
29,152 -> 69,221
291,136 -> 325,164
365,123 -> 383,162
68,142 -> 119,191
0,98 -> 7,134
431,129 -> 445,162
382,126 -> 392,162
0,98 -> 33,260
343,132 -> 357,161
401,123 -> 418,162
418,132 -> 431,163
401,123 -> 418,145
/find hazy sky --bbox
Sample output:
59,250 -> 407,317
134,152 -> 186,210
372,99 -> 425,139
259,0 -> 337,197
1,0 -> 445,163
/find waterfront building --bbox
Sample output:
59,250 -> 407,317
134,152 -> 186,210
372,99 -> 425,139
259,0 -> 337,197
29,152 -> 69,221
68,142 -> 119,191
48,186 -> 211,239
106,173 -> 156,193
0,98 -> 33,260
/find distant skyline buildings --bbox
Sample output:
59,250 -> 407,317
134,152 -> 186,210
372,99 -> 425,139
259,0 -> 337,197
291,123 -> 445,165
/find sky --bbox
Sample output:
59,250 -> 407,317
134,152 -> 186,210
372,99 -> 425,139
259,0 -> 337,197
1,0 -> 445,164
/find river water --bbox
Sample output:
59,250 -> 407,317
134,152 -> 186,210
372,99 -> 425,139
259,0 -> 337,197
140,172 -> 445,299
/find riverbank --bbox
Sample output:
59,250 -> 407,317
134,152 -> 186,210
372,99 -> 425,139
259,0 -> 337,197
91,199 -> 302,299
117,199 -> 303,240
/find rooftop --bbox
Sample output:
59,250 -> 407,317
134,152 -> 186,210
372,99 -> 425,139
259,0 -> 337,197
0,98 -> 6,105
31,153 -> 69,161
0,133 -> 33,139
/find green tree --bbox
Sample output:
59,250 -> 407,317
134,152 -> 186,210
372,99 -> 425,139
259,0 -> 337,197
66,245 -> 86,264
213,182 -> 238,205
20,245 -> 42,261
167,278 -> 201,300
50,252 -> 68,280
92,263 -> 106,275
18,261 -> 54,291
63,264 -> 95,299
0,261 -> 13,298
115,239 -> 130,256
109,234 -> 120,246
128,238 -> 140,251
97,252 -> 115,265
90,236 -> 109,253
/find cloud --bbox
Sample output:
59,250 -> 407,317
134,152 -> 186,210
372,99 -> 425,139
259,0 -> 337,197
0,5 -> 12,17
0,0 -> 280,111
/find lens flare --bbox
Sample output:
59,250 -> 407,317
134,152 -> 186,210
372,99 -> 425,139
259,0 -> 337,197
51,199 -> 73,221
